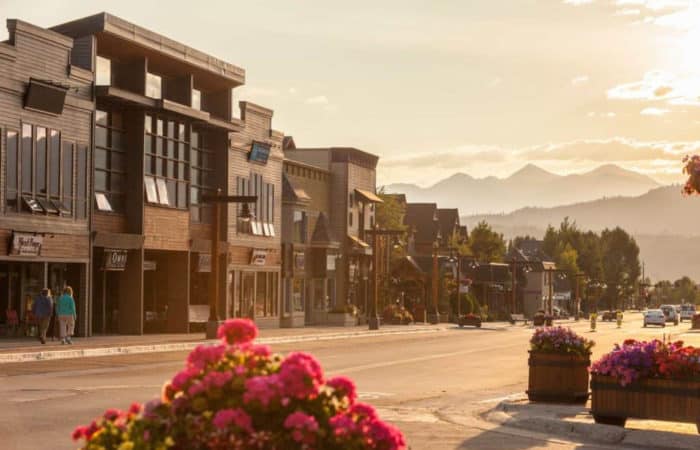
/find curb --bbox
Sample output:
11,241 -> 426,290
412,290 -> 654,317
484,399 -> 700,450
0,326 -> 449,364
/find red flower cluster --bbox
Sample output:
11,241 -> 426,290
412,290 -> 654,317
73,319 -> 406,449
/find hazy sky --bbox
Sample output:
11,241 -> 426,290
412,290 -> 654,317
2,0 -> 699,186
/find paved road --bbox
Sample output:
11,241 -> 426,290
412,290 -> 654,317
2,313 -> 698,449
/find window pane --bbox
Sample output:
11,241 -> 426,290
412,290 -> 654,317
167,140 -> 174,158
146,73 -> 162,99
144,115 -> 152,133
177,182 -> 187,208
49,130 -> 60,197
111,173 -> 123,193
111,130 -> 123,149
96,127 -> 107,147
21,124 -> 32,193
167,160 -> 174,178
110,194 -> 124,213
192,89 -> 201,110
156,119 -> 164,136
6,131 -> 18,208
76,145 -> 87,219
145,155 -> 154,175
166,180 -> 176,206
190,205 -> 200,222
95,56 -> 111,86
178,162 -> 185,180
144,135 -> 152,154
96,110 -> 108,126
111,112 -> 123,129
111,152 -> 124,172
190,186 -> 199,205
155,137 -> 163,155
62,142 -> 73,206
156,178 -> 169,205
191,131 -> 199,148
35,127 -> 47,196
178,124 -> 185,141
95,148 -> 108,169
155,157 -> 163,176
144,176 -> 158,203
94,170 -> 107,191
167,121 -> 175,138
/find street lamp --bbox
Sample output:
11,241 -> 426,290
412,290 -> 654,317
202,189 -> 257,339
574,273 -> 587,320
365,224 -> 404,330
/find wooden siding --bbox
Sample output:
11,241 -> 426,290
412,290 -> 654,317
228,245 -> 281,267
143,206 -> 190,251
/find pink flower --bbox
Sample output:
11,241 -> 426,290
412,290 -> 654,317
329,413 -> 357,437
186,344 -> 226,370
243,375 -> 281,407
367,419 -> 406,449
278,352 -> 324,399
217,319 -> 258,345
128,402 -> 141,415
213,408 -> 253,432
103,408 -> 121,421
349,402 -> 377,420
171,366 -> 200,390
283,411 -> 319,444
327,375 -> 357,404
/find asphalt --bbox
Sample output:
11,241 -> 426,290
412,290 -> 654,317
2,313 -> 699,449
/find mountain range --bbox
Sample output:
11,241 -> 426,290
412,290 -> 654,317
385,164 -> 661,215
462,185 -> 700,281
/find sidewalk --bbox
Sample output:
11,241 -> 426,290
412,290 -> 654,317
481,396 -> 699,449
0,323 -> 451,364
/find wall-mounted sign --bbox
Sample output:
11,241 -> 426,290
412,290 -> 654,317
103,248 -> 128,271
250,249 -> 267,266
326,254 -> 336,271
249,141 -> 271,164
8,232 -> 43,256
197,253 -> 211,273
143,260 -> 157,271
294,251 -> 305,271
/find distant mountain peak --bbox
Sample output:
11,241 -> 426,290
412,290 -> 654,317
508,163 -> 558,180
429,172 -> 474,188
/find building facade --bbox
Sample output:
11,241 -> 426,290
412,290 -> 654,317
0,20 -> 93,336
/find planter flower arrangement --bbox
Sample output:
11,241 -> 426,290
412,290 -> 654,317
527,327 -> 594,403
682,154 -> 700,195
72,319 -> 406,449
530,326 -> 594,357
590,339 -> 700,386
590,338 -> 700,430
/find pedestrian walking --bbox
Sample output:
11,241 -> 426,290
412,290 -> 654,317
32,288 -> 53,344
46,289 -> 58,341
56,286 -> 77,345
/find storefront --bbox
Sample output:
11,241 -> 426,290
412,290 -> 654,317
228,246 -> 281,328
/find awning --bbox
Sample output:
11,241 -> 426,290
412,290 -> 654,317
347,234 -> 370,248
354,188 -> 383,203
282,173 -> 311,204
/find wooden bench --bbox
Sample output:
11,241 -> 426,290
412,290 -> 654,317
188,305 -> 210,332
510,313 -> 529,325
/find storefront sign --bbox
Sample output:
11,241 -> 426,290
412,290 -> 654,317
197,253 -> 211,273
9,232 -> 43,256
294,251 -> 305,271
250,249 -> 267,266
103,248 -> 128,271
143,260 -> 157,271
326,254 -> 336,271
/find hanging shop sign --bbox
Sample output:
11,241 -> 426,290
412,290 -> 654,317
250,249 -> 267,266
8,232 -> 43,256
294,251 -> 305,271
326,254 -> 336,271
103,248 -> 128,271
197,253 -> 211,273
143,260 -> 157,271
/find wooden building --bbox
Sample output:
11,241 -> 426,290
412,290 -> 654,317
281,156 -> 339,327
284,146 -> 380,316
0,20 -> 94,336
48,13 -> 283,334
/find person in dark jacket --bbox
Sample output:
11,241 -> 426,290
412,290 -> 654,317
32,288 -> 53,344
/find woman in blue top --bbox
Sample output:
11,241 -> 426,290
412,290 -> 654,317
56,286 -> 77,344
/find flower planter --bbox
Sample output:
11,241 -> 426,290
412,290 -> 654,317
692,314 -> 700,330
458,315 -> 482,328
527,351 -> 590,404
591,374 -> 700,432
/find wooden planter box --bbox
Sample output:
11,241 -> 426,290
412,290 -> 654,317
326,313 -> 357,327
527,352 -> 590,404
591,374 -> 700,432
692,315 -> 700,330
458,315 -> 482,328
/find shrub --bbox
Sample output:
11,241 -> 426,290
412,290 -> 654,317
73,319 -> 405,449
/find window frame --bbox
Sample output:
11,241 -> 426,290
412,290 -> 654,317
94,109 -> 126,213
144,114 -> 189,209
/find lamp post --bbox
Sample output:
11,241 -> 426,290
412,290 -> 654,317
202,189 -> 256,339
365,225 -> 404,330
574,272 -> 587,320
447,248 -> 461,318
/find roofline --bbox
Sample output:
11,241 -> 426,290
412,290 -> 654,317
50,12 -> 245,85
283,159 -> 331,174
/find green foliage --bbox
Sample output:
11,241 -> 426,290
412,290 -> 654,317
376,190 -> 407,232
468,221 -> 506,262
653,277 -> 700,305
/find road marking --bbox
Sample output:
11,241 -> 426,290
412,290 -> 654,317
357,391 -> 395,400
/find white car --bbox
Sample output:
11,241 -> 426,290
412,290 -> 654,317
643,309 -> 665,328
680,304 -> 696,322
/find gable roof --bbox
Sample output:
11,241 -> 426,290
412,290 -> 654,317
404,203 -> 440,244
310,212 -> 338,247
282,173 -> 311,205
437,208 -> 460,241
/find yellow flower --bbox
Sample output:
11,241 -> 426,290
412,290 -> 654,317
117,442 -> 134,450
164,436 -> 175,447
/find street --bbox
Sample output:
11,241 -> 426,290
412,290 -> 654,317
2,313 -> 699,449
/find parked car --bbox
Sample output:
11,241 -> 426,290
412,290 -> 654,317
643,309 -> 666,328
680,304 -> 696,322
660,305 -> 679,325
599,310 -> 615,321
552,307 -> 569,319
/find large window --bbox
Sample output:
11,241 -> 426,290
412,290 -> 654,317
144,115 -> 188,208
95,110 -> 126,212
146,73 -> 162,99
7,124 -> 74,216
190,130 -> 214,223
96,56 -> 111,86
293,210 -> 307,243
76,144 -> 88,219
236,173 -> 275,236
254,272 -> 280,317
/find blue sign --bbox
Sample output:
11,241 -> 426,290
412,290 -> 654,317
249,142 -> 271,164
